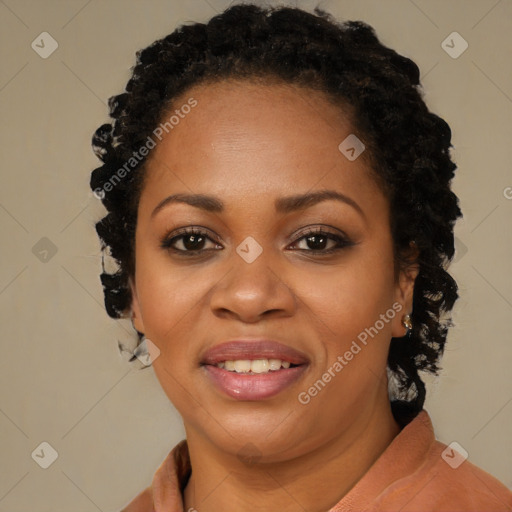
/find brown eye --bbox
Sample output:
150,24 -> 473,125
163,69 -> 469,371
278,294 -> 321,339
161,228 -> 222,254
289,228 -> 354,254
179,233 -> 207,251
302,234 -> 332,251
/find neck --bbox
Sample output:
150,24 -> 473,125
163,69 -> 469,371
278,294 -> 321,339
183,397 -> 400,512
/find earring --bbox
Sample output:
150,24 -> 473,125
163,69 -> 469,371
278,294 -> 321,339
402,314 -> 413,335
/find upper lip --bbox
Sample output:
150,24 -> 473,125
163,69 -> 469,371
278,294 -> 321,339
201,339 -> 309,365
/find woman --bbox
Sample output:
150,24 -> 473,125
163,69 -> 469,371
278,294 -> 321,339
90,4 -> 512,511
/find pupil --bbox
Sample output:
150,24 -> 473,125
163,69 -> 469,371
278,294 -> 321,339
184,234 -> 204,250
307,234 -> 326,250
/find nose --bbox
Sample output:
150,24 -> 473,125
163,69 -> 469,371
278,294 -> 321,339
209,246 -> 297,323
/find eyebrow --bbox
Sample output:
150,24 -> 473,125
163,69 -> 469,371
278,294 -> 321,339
151,189 -> 365,218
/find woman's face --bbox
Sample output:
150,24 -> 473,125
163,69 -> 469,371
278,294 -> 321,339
131,80 -> 415,461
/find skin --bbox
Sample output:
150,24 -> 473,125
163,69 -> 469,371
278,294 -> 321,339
130,79 -> 418,512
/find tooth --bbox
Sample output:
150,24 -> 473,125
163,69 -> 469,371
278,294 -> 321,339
219,359 -> 293,373
251,359 -> 270,373
234,360 -> 252,373
268,359 -> 282,371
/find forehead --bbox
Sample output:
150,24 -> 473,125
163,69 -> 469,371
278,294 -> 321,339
140,79 -> 385,215
159,79 -> 356,159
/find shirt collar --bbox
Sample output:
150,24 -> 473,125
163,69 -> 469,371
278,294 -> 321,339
150,410 -> 434,511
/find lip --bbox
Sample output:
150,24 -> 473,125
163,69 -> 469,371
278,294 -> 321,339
201,339 -> 309,365
201,339 -> 310,401
204,364 -> 308,400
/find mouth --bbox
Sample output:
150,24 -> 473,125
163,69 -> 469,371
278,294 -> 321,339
200,340 -> 309,400
215,358 -> 298,373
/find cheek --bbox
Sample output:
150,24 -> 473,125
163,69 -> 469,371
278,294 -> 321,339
134,254 -> 208,410
292,254 -> 397,433
133,246 -> 210,358
297,248 -> 397,353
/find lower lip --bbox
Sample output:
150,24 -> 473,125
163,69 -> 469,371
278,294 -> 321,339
203,364 -> 308,400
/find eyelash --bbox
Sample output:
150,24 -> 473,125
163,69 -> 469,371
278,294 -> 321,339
160,226 -> 354,256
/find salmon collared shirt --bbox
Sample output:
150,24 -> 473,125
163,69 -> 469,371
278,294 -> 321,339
121,410 -> 512,512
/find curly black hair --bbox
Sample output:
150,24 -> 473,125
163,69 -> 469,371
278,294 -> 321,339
90,3 -> 461,424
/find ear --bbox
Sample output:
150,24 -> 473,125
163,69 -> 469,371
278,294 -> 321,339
391,243 -> 419,338
129,276 -> 145,334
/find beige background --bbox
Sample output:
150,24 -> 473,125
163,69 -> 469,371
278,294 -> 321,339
0,0 -> 511,510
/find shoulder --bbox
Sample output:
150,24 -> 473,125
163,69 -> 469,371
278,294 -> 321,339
118,439 -> 189,512
375,438 -> 512,512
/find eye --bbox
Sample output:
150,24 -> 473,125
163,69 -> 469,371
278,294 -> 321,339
288,227 -> 354,254
160,226 -> 354,256
160,227 -> 222,254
